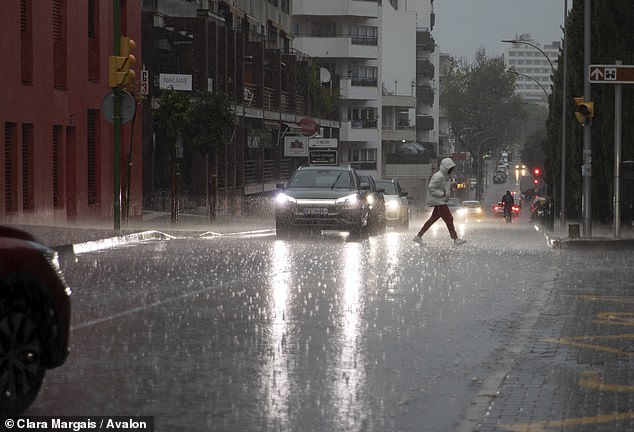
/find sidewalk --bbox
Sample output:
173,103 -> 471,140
11,211 -> 275,252
540,219 -> 634,249
474,232 -> 634,431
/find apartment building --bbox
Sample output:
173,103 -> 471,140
292,0 -> 382,178
504,33 -> 559,104
142,0 -> 338,214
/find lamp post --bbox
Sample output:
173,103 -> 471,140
502,27 -> 568,229
509,70 -> 549,101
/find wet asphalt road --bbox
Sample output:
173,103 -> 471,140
23,207 -> 563,432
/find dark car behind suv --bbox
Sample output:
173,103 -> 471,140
274,166 -> 371,239
0,226 -> 71,415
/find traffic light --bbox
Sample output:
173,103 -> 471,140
108,36 -> 136,87
574,97 -> 594,125
533,168 -> 540,176
533,168 -> 541,185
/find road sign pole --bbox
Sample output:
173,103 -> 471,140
614,60 -> 622,238
113,0 -> 121,231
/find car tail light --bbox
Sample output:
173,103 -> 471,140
512,205 -> 520,213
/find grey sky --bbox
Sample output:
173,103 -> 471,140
432,0 -> 567,62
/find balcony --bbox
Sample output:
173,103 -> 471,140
416,85 -> 434,104
293,35 -> 378,60
339,78 -> 378,101
416,115 -> 434,130
416,59 -> 434,78
293,0 -> 379,18
340,120 -> 379,142
416,30 -> 435,51
382,126 -> 416,142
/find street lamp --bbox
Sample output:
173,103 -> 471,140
509,70 -> 549,101
502,27 -> 568,229
502,39 -> 554,71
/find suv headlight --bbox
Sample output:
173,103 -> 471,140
275,193 -> 296,207
336,193 -> 361,208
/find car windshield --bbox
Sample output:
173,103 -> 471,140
376,182 -> 396,194
288,169 -> 354,189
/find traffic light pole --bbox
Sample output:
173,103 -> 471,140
582,0 -> 592,236
113,0 -> 122,230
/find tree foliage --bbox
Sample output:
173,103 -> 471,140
441,49 -> 526,155
186,91 -> 235,155
152,89 -> 235,155
545,0 -> 634,223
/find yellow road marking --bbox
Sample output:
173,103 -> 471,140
567,294 -> 634,304
500,412 -> 634,432
579,370 -> 634,392
545,334 -> 634,356
593,311 -> 634,326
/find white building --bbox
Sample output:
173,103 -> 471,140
504,33 -> 559,104
292,0 -> 382,178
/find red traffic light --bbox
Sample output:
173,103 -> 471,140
533,168 -> 541,176
533,179 -> 539,185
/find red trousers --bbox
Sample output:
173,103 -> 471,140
417,204 -> 458,240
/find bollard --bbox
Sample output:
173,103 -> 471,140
569,223 -> 580,238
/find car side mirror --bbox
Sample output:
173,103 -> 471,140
399,191 -> 408,197
276,182 -> 286,190
377,187 -> 385,194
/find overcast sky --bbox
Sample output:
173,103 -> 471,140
432,0 -> 568,62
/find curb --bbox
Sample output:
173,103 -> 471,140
53,230 -> 174,257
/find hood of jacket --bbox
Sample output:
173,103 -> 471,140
439,158 -> 456,175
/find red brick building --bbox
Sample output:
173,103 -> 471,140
0,0 -> 142,225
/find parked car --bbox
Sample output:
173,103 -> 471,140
375,179 -> 409,229
274,166 -> 370,239
358,175 -> 387,235
459,200 -> 484,221
493,173 -> 506,184
0,226 -> 71,415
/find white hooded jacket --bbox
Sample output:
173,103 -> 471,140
426,158 -> 456,207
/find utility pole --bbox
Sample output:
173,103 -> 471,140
560,0 -> 568,229
582,0 -> 592,236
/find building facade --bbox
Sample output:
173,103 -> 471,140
1,0 -> 143,225
292,0 -> 382,178
504,33 -> 559,104
142,0 -> 339,215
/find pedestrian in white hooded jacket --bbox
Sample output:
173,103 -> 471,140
413,157 -> 466,246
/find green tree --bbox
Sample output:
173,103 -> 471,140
442,49 -> 526,156
186,91 -> 235,155
153,89 -> 191,157
545,0 -> 634,224
186,91 -> 235,219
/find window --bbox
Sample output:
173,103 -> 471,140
53,0 -> 67,89
88,0 -> 99,81
20,0 -> 33,84
4,123 -> 18,212
53,125 -> 64,208
87,110 -> 100,205
22,124 -> 34,211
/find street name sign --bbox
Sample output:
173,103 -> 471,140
589,64 -> 634,84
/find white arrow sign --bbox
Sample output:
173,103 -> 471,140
590,67 -> 603,81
